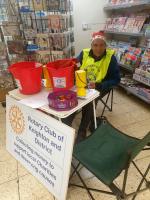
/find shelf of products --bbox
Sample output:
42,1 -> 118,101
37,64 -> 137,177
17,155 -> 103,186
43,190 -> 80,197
120,75 -> 150,104
105,30 -> 144,37
0,25 -> 15,103
104,0 -> 150,104
1,0 -> 75,64
133,48 -> 150,85
133,73 -> 150,87
0,0 -> 75,102
107,40 -> 144,72
104,14 -> 150,36
120,83 -> 150,104
104,0 -> 150,11
119,63 -> 135,72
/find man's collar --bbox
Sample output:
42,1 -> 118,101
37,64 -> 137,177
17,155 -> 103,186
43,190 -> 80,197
89,49 -> 106,61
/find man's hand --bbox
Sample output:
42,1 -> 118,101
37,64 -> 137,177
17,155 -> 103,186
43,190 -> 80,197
88,82 -> 95,89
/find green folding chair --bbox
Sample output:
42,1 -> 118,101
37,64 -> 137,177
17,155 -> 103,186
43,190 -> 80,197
70,117 -> 150,200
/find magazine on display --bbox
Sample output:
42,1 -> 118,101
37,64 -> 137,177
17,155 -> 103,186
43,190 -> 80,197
48,15 -> 61,33
7,40 -> 26,55
123,15 -> 135,32
46,0 -> 60,11
48,15 -> 69,33
105,14 -> 148,33
32,0 -> 47,11
36,50 -> 51,63
116,17 -> 127,32
49,33 -> 70,51
2,22 -> 20,37
24,29 -> 37,40
133,15 -> 147,33
36,33 -> 49,49
108,0 -> 137,4
139,49 -> 150,70
51,50 -> 64,61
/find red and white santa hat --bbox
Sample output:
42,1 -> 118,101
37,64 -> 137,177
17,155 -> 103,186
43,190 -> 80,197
91,31 -> 106,43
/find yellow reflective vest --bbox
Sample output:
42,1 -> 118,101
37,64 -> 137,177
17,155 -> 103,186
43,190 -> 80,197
80,48 -> 114,83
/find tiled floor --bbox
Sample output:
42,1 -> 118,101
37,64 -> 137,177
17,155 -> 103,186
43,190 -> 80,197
0,88 -> 150,200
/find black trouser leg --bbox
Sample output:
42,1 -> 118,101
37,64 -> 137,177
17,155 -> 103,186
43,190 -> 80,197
62,113 -> 76,126
78,102 -> 94,134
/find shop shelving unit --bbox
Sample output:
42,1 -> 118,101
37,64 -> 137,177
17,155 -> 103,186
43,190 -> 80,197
14,0 -> 75,64
119,83 -> 150,104
0,0 -> 16,106
133,73 -> 150,87
104,0 -> 150,11
105,30 -> 144,37
104,1 -> 150,104
119,63 -> 135,73
0,0 -> 75,105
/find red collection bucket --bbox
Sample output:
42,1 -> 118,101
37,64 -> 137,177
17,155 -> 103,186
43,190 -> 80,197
46,59 -> 77,91
8,61 -> 43,95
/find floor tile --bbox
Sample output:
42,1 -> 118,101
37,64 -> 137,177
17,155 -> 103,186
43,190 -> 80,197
0,157 -> 17,184
0,179 -> 19,200
128,190 -> 150,200
67,186 -> 90,200
19,174 -> 54,200
0,147 -> 14,162
114,157 -> 150,194
17,162 -> 29,177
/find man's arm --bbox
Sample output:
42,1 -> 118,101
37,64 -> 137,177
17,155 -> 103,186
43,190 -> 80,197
76,51 -> 83,65
95,55 -> 120,91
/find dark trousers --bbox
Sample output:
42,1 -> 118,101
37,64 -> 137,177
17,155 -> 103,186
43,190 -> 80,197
62,88 -> 112,131
62,98 -> 99,132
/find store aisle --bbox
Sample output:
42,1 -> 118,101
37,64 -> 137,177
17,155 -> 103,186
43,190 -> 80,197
0,89 -> 150,200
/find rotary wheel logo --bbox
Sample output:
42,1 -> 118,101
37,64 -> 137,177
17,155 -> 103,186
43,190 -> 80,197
9,105 -> 25,134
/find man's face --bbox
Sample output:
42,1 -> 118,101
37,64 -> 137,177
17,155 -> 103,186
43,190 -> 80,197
91,38 -> 106,57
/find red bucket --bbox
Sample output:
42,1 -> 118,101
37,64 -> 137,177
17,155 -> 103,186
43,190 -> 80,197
46,59 -> 77,91
8,61 -> 43,94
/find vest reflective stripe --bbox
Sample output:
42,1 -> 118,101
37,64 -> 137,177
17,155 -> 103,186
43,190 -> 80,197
80,48 -> 114,83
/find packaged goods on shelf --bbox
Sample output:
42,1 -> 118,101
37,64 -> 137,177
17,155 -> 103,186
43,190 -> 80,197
133,48 -> 150,82
105,14 -> 148,34
121,75 -> 137,86
137,86 -> 150,100
108,0 -> 140,5
139,48 -> 150,70
2,22 -> 20,37
7,40 -> 27,55
120,75 -> 150,101
108,40 -> 144,68
18,0 -> 71,12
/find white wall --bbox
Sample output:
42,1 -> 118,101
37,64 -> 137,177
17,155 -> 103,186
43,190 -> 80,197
73,0 -> 107,56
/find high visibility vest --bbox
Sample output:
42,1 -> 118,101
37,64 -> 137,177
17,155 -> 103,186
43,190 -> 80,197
80,48 -> 114,82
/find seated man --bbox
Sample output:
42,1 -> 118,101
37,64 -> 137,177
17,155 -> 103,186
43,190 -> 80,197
63,31 -> 120,143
